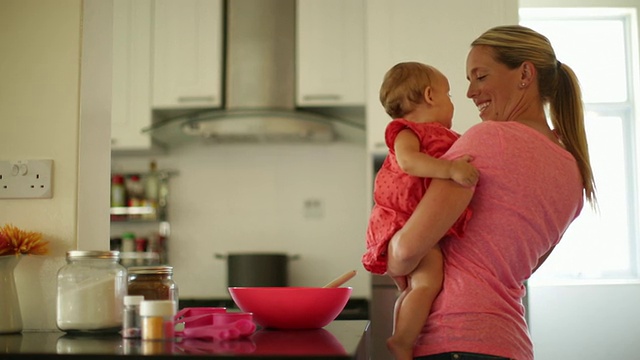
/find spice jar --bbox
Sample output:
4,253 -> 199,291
56,251 -> 127,333
127,266 -> 178,311
140,300 -> 176,341
122,295 -> 145,338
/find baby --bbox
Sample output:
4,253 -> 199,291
362,62 -> 478,360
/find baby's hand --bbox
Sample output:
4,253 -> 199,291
450,155 -> 479,187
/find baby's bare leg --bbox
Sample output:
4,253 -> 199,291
387,246 -> 443,360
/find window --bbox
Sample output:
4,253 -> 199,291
520,7 -> 640,282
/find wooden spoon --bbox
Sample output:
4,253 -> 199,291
323,270 -> 357,288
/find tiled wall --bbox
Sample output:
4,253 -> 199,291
112,141 -> 370,298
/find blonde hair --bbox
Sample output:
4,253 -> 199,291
472,25 -> 596,205
379,62 -> 437,119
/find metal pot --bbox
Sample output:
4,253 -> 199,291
214,252 -> 300,287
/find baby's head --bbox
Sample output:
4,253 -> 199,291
379,62 -> 449,121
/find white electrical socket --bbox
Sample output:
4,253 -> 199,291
0,160 -> 53,199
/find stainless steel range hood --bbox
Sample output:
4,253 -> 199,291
144,0 -> 361,146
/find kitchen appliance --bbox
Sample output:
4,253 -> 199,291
146,0 -> 362,145
214,252 -> 299,287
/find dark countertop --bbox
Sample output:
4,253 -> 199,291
0,320 -> 370,360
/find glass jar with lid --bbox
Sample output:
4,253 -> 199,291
127,266 -> 178,310
56,251 -> 127,333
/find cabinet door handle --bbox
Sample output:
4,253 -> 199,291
302,94 -> 342,101
177,96 -> 216,103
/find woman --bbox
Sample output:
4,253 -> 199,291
386,25 -> 596,360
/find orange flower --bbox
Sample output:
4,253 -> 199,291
0,224 -> 49,256
0,231 -> 10,256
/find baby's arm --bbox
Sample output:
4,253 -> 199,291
394,129 -> 479,187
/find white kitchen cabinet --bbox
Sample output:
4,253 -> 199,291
296,0 -> 365,107
365,0 -> 518,152
152,0 -> 223,109
111,0 -> 153,151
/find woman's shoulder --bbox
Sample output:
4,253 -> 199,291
463,120 -> 523,141
460,121 -> 502,140
466,120 -> 503,132
448,121 -> 517,157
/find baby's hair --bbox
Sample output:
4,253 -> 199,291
379,62 -> 437,119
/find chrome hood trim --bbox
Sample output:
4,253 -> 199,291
149,109 -> 336,145
144,0 -> 361,146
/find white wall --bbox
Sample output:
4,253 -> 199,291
111,142 -> 370,298
529,282 -> 640,359
0,0 -> 114,331
0,0 -> 82,330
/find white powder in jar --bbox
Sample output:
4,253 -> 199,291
56,273 -> 125,331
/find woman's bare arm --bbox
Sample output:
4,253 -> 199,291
386,177 -> 474,276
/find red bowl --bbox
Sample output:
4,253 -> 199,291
228,287 -> 352,330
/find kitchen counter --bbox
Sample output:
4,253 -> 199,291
0,320 -> 370,360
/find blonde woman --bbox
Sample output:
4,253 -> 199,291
386,25 -> 596,360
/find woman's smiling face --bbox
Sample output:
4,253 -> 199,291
466,45 -> 523,122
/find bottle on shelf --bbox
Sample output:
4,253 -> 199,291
126,175 -> 145,220
159,222 -> 170,265
157,175 -> 169,221
121,232 -> 136,267
111,174 -> 126,221
142,161 -> 160,220
135,237 -> 148,266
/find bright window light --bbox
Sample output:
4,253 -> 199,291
520,8 -> 640,283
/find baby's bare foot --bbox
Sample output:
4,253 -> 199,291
386,336 -> 413,360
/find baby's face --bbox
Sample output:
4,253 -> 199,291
429,69 -> 455,128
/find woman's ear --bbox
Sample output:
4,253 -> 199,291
520,61 -> 536,84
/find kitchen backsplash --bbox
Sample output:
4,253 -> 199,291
111,141 -> 370,298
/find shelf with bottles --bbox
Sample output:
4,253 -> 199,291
110,161 -> 177,223
110,221 -> 170,267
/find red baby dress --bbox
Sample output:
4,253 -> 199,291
362,119 -> 472,274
